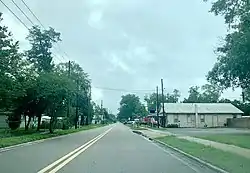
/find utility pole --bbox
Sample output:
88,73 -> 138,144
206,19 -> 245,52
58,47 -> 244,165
67,61 -> 71,118
101,100 -> 103,122
75,79 -> 79,129
156,86 -> 159,128
87,86 -> 91,125
161,79 -> 165,128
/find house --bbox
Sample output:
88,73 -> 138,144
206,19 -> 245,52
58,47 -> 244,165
159,103 -> 243,128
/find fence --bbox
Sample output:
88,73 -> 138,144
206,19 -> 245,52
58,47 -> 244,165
227,117 -> 250,128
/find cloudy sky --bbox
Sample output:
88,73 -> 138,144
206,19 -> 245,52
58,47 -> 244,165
1,0 -> 242,113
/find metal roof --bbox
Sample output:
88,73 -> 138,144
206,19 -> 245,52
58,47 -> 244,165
159,103 -> 243,114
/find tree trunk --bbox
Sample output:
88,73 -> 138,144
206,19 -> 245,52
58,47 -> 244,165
24,115 -> 27,130
85,116 -> 89,125
25,116 -> 31,130
37,115 -> 42,131
49,117 -> 54,133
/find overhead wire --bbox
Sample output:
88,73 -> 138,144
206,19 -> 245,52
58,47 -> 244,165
10,0 -> 35,25
2,0 -> 67,63
16,0 -> 66,62
20,0 -> 70,61
0,0 -> 29,29
93,86 -> 155,94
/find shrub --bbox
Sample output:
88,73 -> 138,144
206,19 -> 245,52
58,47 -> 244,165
166,124 -> 179,128
7,115 -> 21,130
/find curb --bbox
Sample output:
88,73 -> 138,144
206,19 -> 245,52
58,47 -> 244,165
0,125 -> 109,153
132,130 -> 229,173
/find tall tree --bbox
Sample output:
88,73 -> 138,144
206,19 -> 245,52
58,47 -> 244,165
183,86 -> 201,103
204,0 -> 250,92
0,12 -> 25,110
183,84 -> 221,103
56,62 -> 91,122
26,26 -> 61,73
144,89 -> 180,111
118,94 -> 147,120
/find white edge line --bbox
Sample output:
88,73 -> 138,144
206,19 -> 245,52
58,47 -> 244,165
37,127 -> 113,173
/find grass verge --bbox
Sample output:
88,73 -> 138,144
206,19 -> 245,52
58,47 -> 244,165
0,124 -> 105,148
156,136 -> 250,173
196,134 -> 250,149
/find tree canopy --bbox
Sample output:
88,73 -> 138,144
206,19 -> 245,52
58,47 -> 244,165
204,0 -> 250,102
0,13 -> 94,132
144,89 -> 181,111
117,94 -> 147,121
183,84 -> 221,103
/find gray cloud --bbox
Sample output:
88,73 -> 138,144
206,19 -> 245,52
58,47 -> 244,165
1,0 -> 242,113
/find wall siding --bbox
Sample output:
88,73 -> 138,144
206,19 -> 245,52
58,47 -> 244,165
166,113 -> 241,128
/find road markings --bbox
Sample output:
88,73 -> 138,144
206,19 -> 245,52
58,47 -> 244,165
37,127 -> 113,173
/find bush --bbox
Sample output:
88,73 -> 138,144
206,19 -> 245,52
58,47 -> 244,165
166,124 -> 179,128
7,115 -> 21,130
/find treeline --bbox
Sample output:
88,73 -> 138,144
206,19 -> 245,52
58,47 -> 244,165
0,13 -> 113,132
118,83 -> 250,121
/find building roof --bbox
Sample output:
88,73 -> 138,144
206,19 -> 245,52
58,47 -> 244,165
159,103 -> 243,114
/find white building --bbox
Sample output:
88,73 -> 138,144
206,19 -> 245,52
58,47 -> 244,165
159,103 -> 243,128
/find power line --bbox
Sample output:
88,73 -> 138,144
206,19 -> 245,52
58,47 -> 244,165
0,0 -> 29,29
1,0 -> 66,63
10,0 -> 35,25
93,86 -> 155,93
20,0 -> 69,61
20,0 -> 44,28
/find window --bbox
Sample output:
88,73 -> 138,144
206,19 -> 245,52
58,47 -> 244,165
187,115 -> 191,123
174,115 -> 179,123
200,115 -> 205,123
233,115 -> 237,118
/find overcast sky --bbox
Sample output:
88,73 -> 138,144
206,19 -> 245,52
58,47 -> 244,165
1,0 -> 242,113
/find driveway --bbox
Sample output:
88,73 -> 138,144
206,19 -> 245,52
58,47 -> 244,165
163,128 -> 250,136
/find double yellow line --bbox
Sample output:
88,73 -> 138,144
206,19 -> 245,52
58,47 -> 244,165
37,127 -> 113,173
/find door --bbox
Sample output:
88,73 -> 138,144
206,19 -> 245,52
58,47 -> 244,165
212,115 -> 218,127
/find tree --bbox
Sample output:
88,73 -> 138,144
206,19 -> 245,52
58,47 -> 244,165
35,72 -> 74,133
205,0 -> 250,92
200,84 -> 221,103
166,89 -> 181,103
0,12 -> 25,110
118,94 -> 147,121
56,61 -> 91,127
183,86 -> 201,103
26,26 -> 61,73
144,89 -> 180,112
0,12 -> 94,132
183,84 -> 221,103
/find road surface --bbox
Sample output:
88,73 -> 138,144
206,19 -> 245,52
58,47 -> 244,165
0,123 -> 217,173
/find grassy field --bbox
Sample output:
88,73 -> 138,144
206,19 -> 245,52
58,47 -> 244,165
196,134 -> 250,149
0,124 -> 105,148
157,136 -> 250,173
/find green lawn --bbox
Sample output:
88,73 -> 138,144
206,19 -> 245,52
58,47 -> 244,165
157,136 -> 250,173
196,134 -> 250,149
0,124 -> 105,148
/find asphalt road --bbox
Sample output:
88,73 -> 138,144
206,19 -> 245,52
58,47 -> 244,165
0,123 -> 218,173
